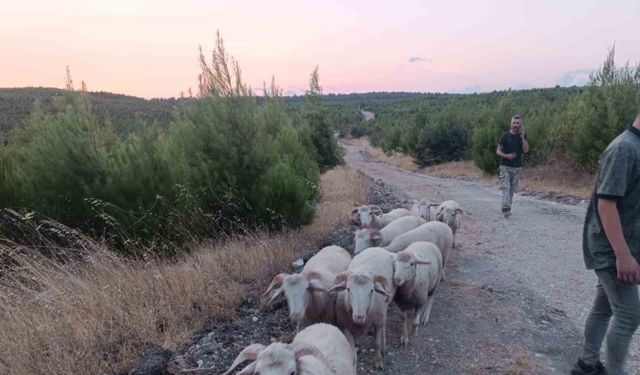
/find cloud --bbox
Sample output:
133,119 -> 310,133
408,56 -> 431,63
556,69 -> 593,87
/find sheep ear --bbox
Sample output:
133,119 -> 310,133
373,275 -> 388,289
369,205 -> 382,215
373,276 -> 391,300
290,342 -> 317,360
236,362 -> 257,375
269,287 -> 285,303
455,208 -> 464,215
260,273 -> 287,304
223,344 -> 265,375
414,260 -> 432,265
329,272 -> 349,294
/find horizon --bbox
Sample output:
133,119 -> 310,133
1,0 -> 639,99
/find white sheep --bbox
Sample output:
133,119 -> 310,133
350,205 -> 413,229
222,323 -> 356,375
353,215 -> 426,254
261,245 -> 351,332
329,247 -> 395,370
434,200 -> 464,246
384,221 -> 453,264
392,241 -> 443,346
409,198 -> 440,221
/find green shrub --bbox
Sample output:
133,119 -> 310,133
1,33 -> 322,255
414,113 -> 469,166
567,47 -> 640,170
304,67 -> 343,170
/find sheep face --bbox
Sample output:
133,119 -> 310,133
347,274 -> 377,324
417,199 -> 431,221
353,229 -> 382,255
281,274 -> 313,323
332,272 -> 390,325
393,254 -> 417,287
393,251 -> 432,287
357,206 -> 373,227
437,206 -> 463,227
442,207 -> 456,224
263,274 -> 325,324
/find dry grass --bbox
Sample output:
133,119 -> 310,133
0,166 -> 369,375
424,160 -> 493,180
348,137 -> 595,199
519,161 -> 594,198
346,137 -> 420,172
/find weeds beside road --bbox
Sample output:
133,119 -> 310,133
0,167 -> 368,375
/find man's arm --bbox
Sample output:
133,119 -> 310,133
496,141 -> 515,160
522,135 -> 529,153
520,129 -> 529,154
598,198 -> 640,283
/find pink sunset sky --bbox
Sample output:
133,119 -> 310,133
1,0 -> 639,99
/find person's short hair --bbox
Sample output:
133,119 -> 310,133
512,114 -> 522,122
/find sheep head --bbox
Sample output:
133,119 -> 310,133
393,251 -> 431,287
262,272 -> 326,324
223,342 -> 306,375
353,229 -> 382,255
330,272 -> 390,325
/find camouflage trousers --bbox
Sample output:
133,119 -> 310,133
499,165 -> 522,212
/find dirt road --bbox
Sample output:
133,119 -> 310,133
342,141 -> 640,374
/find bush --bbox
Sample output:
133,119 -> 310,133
414,114 -> 469,166
1,33 -> 322,255
304,67 -> 343,170
567,47 -> 640,170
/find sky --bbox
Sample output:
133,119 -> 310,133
1,0 -> 639,98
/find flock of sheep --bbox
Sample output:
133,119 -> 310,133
222,198 -> 465,375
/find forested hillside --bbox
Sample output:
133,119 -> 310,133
0,35 -> 342,256
335,47 -> 640,174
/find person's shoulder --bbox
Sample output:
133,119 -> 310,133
608,130 -> 640,154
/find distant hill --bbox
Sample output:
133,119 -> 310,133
0,87 -> 445,137
0,87 -> 192,137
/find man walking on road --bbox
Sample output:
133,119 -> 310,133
571,102 -> 640,375
496,114 -> 529,217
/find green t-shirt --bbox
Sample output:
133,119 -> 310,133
582,125 -> 640,270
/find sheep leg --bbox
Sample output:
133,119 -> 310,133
343,329 -> 357,371
412,306 -> 424,336
420,296 -> 436,326
400,310 -> 411,346
374,326 -> 384,370
381,323 -> 387,355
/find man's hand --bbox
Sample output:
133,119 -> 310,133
616,253 -> 640,284
598,198 -> 640,283
505,153 -> 516,160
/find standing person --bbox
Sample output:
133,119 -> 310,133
496,114 -> 529,217
571,104 -> 640,375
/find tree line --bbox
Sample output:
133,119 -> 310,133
0,33 -> 342,256
336,47 -> 639,175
